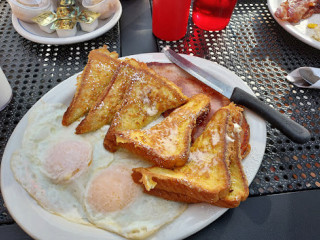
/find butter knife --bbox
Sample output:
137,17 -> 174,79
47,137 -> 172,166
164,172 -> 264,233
163,47 -> 310,144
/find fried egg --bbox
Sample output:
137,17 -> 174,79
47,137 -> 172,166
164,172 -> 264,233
11,102 -> 114,225
84,154 -> 186,240
11,102 -> 187,239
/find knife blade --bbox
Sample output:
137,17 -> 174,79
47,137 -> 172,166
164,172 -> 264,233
163,47 -> 311,144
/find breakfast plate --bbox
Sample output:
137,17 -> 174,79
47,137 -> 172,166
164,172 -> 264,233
1,53 -> 266,240
11,4 -> 122,45
268,0 -> 320,50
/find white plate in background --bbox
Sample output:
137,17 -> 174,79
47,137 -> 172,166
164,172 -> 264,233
268,0 -> 320,50
1,53 -> 266,240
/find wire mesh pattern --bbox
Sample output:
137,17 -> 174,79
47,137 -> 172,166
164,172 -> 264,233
156,0 -> 320,196
0,1 -> 120,224
0,0 -> 319,229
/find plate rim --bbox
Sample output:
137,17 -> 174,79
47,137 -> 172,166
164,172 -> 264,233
267,0 -> 320,50
11,4 -> 122,45
1,52 -> 267,240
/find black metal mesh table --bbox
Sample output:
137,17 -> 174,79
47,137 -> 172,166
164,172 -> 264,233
157,0 -> 320,197
0,0 -> 319,230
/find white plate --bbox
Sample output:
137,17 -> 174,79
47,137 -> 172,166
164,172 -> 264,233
11,4 -> 122,45
268,0 -> 320,50
1,53 -> 266,240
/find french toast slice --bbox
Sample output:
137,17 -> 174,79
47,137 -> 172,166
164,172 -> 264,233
116,94 -> 210,168
214,105 -> 249,208
131,104 -> 234,203
62,46 -> 120,126
145,106 -> 249,208
75,59 -> 153,134
132,103 -> 249,206
103,68 -> 188,152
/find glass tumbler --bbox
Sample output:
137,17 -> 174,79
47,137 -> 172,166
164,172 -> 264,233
152,0 -> 192,41
192,0 -> 237,31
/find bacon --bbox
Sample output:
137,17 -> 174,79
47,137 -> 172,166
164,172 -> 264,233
147,62 -> 230,142
304,1 -> 320,18
275,0 -> 320,23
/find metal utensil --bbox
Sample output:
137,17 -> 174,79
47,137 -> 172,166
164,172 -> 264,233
299,68 -> 320,85
163,47 -> 311,144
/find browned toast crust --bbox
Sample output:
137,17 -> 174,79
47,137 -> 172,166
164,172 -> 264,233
132,106 -> 232,203
116,94 -> 210,168
214,106 -> 249,208
103,68 -> 188,152
75,59 -> 152,134
62,46 -> 120,126
132,103 -> 250,207
240,114 -> 251,159
146,105 -> 249,208
142,188 -> 201,204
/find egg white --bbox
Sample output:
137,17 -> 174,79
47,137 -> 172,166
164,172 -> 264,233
11,102 -> 114,225
84,155 -> 187,240
11,102 -> 187,239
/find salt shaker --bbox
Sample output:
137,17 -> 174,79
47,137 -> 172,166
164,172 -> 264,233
0,68 -> 13,111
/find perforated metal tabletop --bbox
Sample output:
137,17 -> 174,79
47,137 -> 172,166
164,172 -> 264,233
0,0 -> 319,233
157,0 -> 320,197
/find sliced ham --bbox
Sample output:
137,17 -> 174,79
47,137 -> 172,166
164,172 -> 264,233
147,62 -> 230,142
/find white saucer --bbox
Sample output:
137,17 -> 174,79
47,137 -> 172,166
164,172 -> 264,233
11,4 -> 122,45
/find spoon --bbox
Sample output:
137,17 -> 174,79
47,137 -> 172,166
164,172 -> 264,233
299,68 -> 320,85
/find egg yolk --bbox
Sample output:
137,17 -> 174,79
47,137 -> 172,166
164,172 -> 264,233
43,140 -> 92,183
86,165 -> 140,213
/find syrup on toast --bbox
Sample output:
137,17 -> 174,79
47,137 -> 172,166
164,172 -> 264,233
75,59 -> 153,134
116,94 -> 210,168
132,103 -> 250,206
62,46 -> 120,126
103,68 -> 188,152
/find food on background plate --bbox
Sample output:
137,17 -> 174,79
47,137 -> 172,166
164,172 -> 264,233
58,0 -> 77,7
31,11 -> 57,33
16,0 -> 47,7
62,46 -> 120,126
308,23 -> 320,40
275,0 -> 320,23
52,19 -> 78,38
132,103 -> 250,208
7,0 -> 53,23
10,0 -> 119,37
313,24 -> 320,40
82,0 -> 120,19
116,94 -> 210,169
10,46 -> 251,239
78,9 -> 100,32
274,0 -> 320,42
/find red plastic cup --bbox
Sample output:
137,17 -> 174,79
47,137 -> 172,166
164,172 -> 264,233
192,0 -> 237,31
152,0 -> 192,41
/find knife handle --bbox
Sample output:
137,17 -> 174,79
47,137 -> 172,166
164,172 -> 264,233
231,87 -> 311,144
